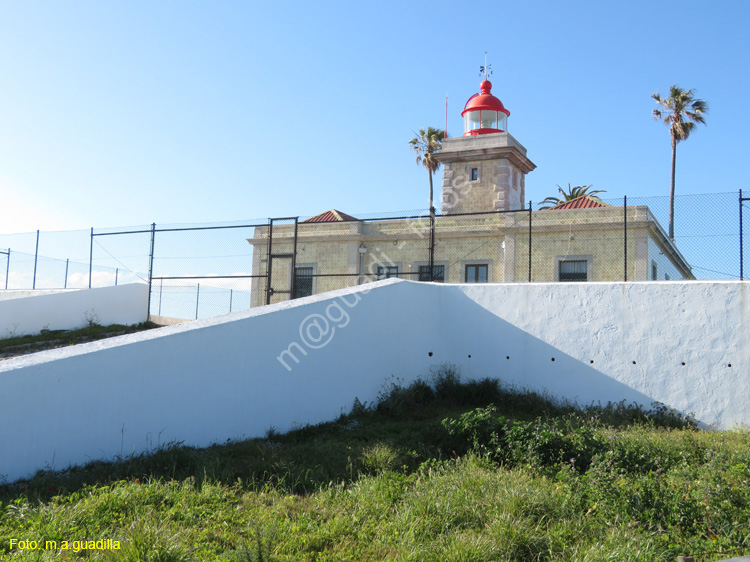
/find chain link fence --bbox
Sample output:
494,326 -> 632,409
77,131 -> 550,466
0,191 -> 747,321
0,228 -> 142,291
622,192 -> 744,280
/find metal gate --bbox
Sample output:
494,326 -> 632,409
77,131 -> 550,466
265,217 -> 299,305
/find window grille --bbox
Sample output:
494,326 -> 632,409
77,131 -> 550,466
377,266 -> 398,280
559,260 -> 587,282
294,266 -> 314,298
418,265 -> 445,282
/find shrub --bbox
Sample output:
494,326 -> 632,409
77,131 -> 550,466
360,444 -> 399,475
376,377 -> 434,416
431,363 -> 462,400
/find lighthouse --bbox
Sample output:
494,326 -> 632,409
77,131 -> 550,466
436,78 -> 536,214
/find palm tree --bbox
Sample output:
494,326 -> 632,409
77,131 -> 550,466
539,184 -> 606,210
409,127 -> 446,212
409,127 -> 445,280
652,85 -> 709,240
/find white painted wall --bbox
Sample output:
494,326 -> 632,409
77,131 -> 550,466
441,281 -> 748,431
0,284 -> 149,338
648,237 -> 685,280
0,279 -> 747,482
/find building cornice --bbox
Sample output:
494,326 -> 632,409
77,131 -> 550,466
435,132 -> 537,174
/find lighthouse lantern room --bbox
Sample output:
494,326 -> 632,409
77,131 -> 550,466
462,79 -> 510,136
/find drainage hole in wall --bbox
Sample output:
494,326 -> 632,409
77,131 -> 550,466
428,352 -> 433,357
632,361 -> 637,365
467,354 -> 472,358
506,356 -> 510,360
728,363 -> 732,368
590,360 -> 594,364
551,357 -> 555,362
681,362 -> 686,366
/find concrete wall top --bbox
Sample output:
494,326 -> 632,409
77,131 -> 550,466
0,289 -> 73,302
0,283 -> 149,338
0,278 -> 405,372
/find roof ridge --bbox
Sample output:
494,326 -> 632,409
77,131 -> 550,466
302,209 -> 358,223
548,195 -> 610,210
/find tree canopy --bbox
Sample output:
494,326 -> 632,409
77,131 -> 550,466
539,184 -> 606,210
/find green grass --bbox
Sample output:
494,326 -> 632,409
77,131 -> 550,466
0,322 -> 159,358
1,365 -> 748,561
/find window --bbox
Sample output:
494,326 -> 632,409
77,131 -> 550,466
558,260 -> 587,282
554,255 -> 592,282
418,265 -> 445,282
471,168 -> 478,181
293,266 -> 314,298
377,266 -> 398,280
465,264 -> 488,283
651,261 -> 658,280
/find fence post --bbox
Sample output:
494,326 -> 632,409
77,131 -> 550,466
230,289 -> 233,313
146,223 -> 156,319
33,230 -> 39,289
115,268 -> 119,286
158,279 -> 163,316
740,189 -> 744,281
3,248 -> 9,290
429,206 -> 435,280
64,258 -> 69,289
291,218 -> 299,297
528,200 -> 532,282
89,227 -> 94,289
265,219 -> 273,305
195,283 -> 200,320
624,195 -> 628,282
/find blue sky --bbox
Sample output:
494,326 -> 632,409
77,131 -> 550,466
1,0 -> 747,235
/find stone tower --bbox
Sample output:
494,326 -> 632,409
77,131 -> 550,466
436,79 -> 536,214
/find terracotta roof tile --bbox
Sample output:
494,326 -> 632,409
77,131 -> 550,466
546,196 -> 610,210
302,209 -> 358,223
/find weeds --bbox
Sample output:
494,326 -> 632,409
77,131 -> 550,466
0,321 -> 159,358
360,443 -> 398,475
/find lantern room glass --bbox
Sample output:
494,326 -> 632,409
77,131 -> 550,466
464,110 -> 507,133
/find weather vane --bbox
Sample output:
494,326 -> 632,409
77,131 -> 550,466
479,51 -> 492,79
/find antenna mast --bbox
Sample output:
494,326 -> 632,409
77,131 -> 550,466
479,51 -> 492,79
445,94 -> 448,138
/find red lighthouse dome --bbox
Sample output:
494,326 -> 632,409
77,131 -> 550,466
461,79 -> 510,136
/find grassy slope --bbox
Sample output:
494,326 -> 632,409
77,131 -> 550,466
0,322 -> 159,360
0,367 -> 748,561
